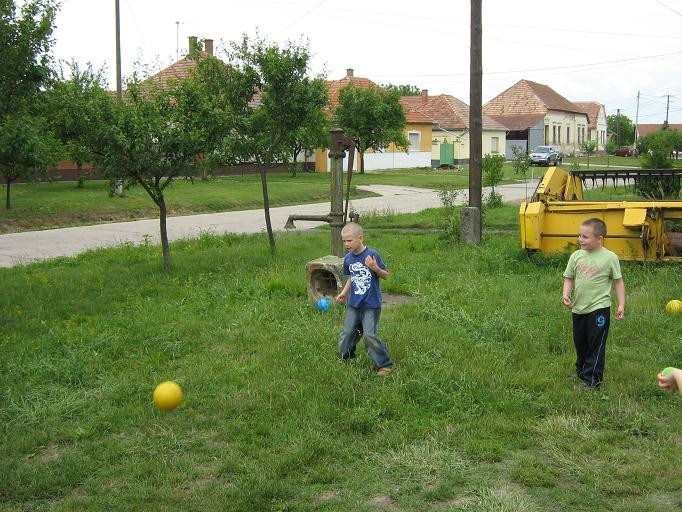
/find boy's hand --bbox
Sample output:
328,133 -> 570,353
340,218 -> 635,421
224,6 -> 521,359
616,304 -> 625,320
658,368 -> 680,392
365,254 -> 380,272
335,291 -> 347,304
562,295 -> 573,309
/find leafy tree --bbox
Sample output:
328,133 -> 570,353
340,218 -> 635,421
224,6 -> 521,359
87,75 -> 203,271
580,139 -> 597,168
607,113 -> 635,146
635,129 -> 679,199
220,37 -> 329,254
0,0 -> 58,208
381,83 -> 421,96
482,153 -> 505,207
334,84 -> 407,174
510,144 -> 530,178
285,80 -> 329,177
47,62 -> 110,187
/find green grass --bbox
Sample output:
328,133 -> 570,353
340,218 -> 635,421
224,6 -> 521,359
0,165 -> 521,234
2,205 -> 682,511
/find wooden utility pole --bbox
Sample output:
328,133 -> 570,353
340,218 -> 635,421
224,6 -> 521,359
115,0 -> 122,102
461,0 -> 482,244
634,91 -> 640,142
616,108 -> 620,146
665,94 -> 670,127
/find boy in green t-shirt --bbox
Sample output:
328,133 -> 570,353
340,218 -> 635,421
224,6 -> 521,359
562,218 -> 626,389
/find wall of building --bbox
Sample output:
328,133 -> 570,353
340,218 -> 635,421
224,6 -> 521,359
431,129 -> 508,164
544,111 -> 589,156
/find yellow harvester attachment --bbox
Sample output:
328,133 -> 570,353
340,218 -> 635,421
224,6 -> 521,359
519,167 -> 682,261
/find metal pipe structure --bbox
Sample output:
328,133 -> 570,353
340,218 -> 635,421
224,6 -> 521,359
284,129 -> 355,257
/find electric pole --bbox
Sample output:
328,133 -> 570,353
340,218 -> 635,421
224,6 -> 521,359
176,21 -> 179,61
634,91 -> 640,142
461,0 -> 483,244
115,0 -> 121,102
616,108 -> 620,146
665,94 -> 670,127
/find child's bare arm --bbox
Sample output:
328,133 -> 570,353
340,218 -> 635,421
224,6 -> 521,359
613,278 -> 625,320
335,278 -> 351,304
365,255 -> 389,279
562,278 -> 574,308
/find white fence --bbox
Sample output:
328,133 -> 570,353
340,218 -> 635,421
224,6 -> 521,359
325,150 -> 431,171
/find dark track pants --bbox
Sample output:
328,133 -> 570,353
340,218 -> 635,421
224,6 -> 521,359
572,307 -> 610,387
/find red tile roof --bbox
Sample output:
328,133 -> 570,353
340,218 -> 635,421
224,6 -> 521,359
402,94 -> 507,131
484,79 -> 582,117
488,113 -> 546,131
573,101 -> 604,129
637,123 -> 682,137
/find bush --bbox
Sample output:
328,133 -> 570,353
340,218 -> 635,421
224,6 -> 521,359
605,139 -> 618,154
483,154 -> 505,208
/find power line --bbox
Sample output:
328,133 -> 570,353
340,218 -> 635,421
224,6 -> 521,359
278,0 -> 327,36
655,0 -> 682,17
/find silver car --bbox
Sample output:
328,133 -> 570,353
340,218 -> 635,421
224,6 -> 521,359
530,146 -> 562,166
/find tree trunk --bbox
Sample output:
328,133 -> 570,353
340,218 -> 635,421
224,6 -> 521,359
5,179 -> 12,209
158,194 -> 171,271
359,150 -> 365,174
76,162 -> 85,188
291,148 -> 298,177
260,166 -> 276,254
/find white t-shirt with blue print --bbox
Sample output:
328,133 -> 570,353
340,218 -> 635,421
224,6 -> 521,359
343,247 -> 386,309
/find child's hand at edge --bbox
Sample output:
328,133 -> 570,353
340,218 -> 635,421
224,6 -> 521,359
562,295 -> 573,309
365,254 -> 380,272
658,368 -> 681,392
616,304 -> 625,320
335,291 -> 347,304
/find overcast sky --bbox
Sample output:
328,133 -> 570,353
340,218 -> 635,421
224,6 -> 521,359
51,0 -> 682,124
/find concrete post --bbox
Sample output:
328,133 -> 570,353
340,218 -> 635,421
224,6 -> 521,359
460,207 -> 481,244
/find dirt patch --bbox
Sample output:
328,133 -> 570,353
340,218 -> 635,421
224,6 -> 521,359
314,490 -> 340,504
440,496 -> 474,508
368,495 -> 400,510
382,294 -> 418,307
38,444 -> 61,463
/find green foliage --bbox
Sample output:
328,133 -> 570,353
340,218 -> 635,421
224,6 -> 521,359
634,132 -> 680,199
580,139 -> 597,155
47,62 -> 110,187
381,83 -> 421,96
0,0 -> 59,208
436,185 -> 460,242
605,138 -> 619,155
510,144 -> 530,177
607,113 -> 635,146
334,84 -> 408,173
483,154 -> 505,207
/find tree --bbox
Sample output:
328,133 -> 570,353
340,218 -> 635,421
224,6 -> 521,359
334,84 -> 407,174
580,139 -> 597,168
0,0 -> 58,208
381,83 -> 421,96
87,75 -> 203,271
220,37 -> 329,254
607,113 -> 635,146
47,62 -> 110,187
482,153 -> 505,207
510,144 -> 530,178
285,80 -> 329,176
635,129 -> 679,199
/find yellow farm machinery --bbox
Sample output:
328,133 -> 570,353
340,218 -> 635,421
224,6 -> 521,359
519,167 -> 682,261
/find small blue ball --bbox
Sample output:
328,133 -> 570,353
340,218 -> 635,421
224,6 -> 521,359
316,297 -> 331,312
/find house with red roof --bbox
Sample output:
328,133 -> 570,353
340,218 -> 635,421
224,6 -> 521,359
574,101 -> 607,151
402,91 -> 508,166
313,69 -> 433,172
484,79 -> 593,158
637,123 -> 682,138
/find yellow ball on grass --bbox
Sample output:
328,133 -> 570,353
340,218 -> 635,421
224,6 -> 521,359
153,381 -> 183,410
665,299 -> 682,316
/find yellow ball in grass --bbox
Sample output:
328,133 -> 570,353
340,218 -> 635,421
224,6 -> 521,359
665,299 -> 682,316
153,381 -> 183,410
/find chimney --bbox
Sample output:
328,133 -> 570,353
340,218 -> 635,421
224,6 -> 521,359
421,89 -> 428,102
204,38 -> 213,56
346,68 -> 353,78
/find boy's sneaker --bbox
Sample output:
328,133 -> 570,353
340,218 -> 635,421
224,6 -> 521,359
377,367 -> 393,376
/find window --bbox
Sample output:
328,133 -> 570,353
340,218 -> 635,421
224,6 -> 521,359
552,126 -> 556,144
408,132 -> 420,152
545,125 -> 550,144
557,126 -> 562,144
491,136 -> 499,153
566,127 -> 570,144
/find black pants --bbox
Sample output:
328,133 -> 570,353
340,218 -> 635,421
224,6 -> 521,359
572,307 -> 610,387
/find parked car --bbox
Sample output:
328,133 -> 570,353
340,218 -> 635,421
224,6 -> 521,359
530,146 -> 562,166
614,146 -> 639,157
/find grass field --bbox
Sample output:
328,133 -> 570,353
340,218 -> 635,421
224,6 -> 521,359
0,165 -> 522,234
2,204 -> 682,511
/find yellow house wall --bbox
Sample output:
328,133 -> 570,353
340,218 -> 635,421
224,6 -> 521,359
432,129 -> 506,160
386,122 -> 433,152
544,110 -> 589,155
314,148 -> 327,173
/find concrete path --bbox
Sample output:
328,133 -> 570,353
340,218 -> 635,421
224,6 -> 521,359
0,181 -> 538,268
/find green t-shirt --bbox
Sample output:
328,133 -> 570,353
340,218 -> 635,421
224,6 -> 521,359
563,247 -> 622,314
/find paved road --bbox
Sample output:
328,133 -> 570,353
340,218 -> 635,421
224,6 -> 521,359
0,181 -> 538,268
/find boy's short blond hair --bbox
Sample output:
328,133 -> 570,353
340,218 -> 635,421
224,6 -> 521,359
582,218 -> 607,238
342,222 -> 363,237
